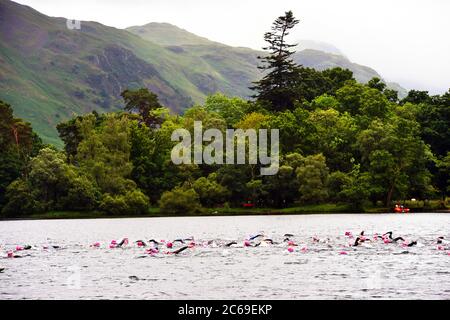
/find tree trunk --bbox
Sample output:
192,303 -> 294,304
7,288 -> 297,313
386,183 -> 395,207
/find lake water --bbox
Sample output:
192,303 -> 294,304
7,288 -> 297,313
0,213 -> 449,300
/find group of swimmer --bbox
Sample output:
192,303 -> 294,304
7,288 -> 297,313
1,231 -> 449,267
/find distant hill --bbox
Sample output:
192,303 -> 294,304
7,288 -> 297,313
127,22 -> 217,46
127,23 -> 407,94
296,40 -> 344,56
127,23 -> 407,96
0,0 -> 407,145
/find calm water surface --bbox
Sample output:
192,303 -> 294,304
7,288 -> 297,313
0,213 -> 449,299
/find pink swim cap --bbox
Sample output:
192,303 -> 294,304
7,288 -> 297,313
146,248 -> 158,255
16,246 -> 23,251
288,247 -> 294,253
339,251 -> 348,255
7,251 -> 13,258
166,242 -> 173,248
244,240 -> 251,247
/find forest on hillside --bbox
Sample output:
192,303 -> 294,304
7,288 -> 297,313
0,11 -> 448,217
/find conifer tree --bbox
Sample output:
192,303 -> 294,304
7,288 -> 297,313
251,11 -> 301,111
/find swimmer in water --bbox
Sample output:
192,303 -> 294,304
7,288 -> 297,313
437,236 -> 445,244
382,232 -> 406,243
256,239 -> 276,247
353,237 -> 362,246
407,241 -> 417,247
169,246 -> 189,255
224,241 -> 237,247
383,231 -> 395,239
248,234 -> 264,241
116,238 -> 129,247
135,240 -> 147,247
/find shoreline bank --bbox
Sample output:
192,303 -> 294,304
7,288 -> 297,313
1,205 -> 448,221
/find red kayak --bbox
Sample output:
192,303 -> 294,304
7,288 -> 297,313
394,206 -> 410,213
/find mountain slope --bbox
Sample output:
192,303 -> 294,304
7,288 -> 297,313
128,23 -> 407,97
0,0 -> 206,145
0,0 -> 261,145
127,22 -> 217,46
1,1 -> 407,146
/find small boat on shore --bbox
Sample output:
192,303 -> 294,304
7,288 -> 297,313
394,204 -> 410,213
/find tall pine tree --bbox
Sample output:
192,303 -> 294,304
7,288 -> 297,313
251,11 -> 301,111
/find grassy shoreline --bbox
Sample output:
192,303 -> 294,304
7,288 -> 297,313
1,202 -> 448,221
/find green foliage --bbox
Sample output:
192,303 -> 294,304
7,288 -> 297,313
60,175 -> 100,211
192,174 -> 230,207
0,100 -> 43,208
0,151 -> 22,207
367,77 -> 386,92
295,154 -> 330,204
1,179 -> 40,216
1,59 -> 448,216
437,152 -> 450,194
56,111 -> 104,161
327,171 -> 352,202
338,165 -> 371,210
99,194 -> 129,216
259,164 -> 299,207
401,90 -> 431,105
159,186 -> 202,214
76,114 -> 135,195
2,148 -> 99,215
99,190 -> 149,215
356,117 -> 433,206
121,88 -> 163,127
305,108 -> 357,171
251,11 -> 302,110
204,94 -> 250,127
215,165 -> 252,205
415,90 -> 450,157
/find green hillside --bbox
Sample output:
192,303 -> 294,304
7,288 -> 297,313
0,0 -> 406,146
127,22 -> 216,46
127,22 -> 407,97
0,0 -> 259,145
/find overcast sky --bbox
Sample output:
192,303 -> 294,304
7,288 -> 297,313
15,0 -> 450,94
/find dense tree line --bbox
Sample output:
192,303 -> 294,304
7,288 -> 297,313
0,11 -> 448,216
0,77 -> 448,216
